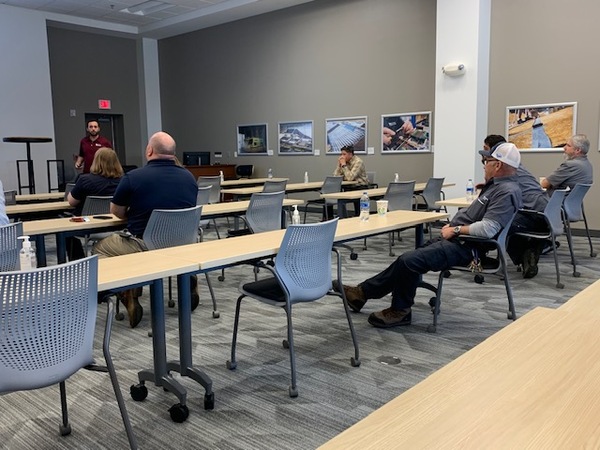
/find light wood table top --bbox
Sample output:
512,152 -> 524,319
557,277 -> 600,314
220,177 -> 288,187
15,192 -> 65,202
320,182 -> 455,200
154,210 -> 448,272
6,200 -> 73,216
436,196 -> 474,208
221,180 -> 357,196
23,214 -> 125,236
320,304 -> 600,449
201,198 -> 303,216
98,252 -> 198,291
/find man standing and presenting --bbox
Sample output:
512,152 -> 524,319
75,119 -> 113,174
93,131 -> 198,328
334,143 -> 522,329
541,134 -> 593,195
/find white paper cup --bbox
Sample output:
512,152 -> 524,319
376,200 -> 388,216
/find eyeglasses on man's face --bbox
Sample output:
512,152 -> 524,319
482,158 -> 496,165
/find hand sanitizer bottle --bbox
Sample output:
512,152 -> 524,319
267,168 -> 273,179
292,204 -> 301,225
394,173 -> 399,182
18,235 -> 37,270
219,170 -> 224,183
304,171 -> 309,184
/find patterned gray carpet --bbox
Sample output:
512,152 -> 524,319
1,218 -> 597,449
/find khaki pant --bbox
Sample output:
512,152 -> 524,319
92,232 -> 147,258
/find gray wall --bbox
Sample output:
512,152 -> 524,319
159,0 -> 437,185
489,0 -> 600,229
47,26 -> 143,181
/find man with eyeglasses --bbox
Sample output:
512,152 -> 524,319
333,143 -> 522,329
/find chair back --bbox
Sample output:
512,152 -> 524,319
366,171 -> 378,188
3,190 -> 17,206
562,183 -> 591,223
197,176 -> 221,204
0,256 -> 98,392
63,182 -> 76,200
143,205 -> 203,250
321,176 -> 343,206
544,188 -> 568,236
385,181 -> 416,211
0,222 -> 23,272
81,196 -> 112,216
275,218 -> 338,303
246,191 -> 285,233
236,165 -> 254,178
421,177 -> 445,210
262,180 -> 287,193
196,185 -> 212,206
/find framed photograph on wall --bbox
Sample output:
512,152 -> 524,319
278,121 -> 314,155
325,116 -> 367,154
506,102 -> 577,152
237,123 -> 268,156
381,111 -> 431,153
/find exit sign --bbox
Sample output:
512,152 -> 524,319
98,99 -> 111,110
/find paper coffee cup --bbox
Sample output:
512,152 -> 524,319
376,200 -> 388,216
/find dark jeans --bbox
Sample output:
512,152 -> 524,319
360,238 -> 473,310
66,236 -> 86,261
506,211 -> 549,265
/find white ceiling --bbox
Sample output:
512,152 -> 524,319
0,0 -> 316,39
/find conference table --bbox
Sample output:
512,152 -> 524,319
97,209 -> 449,421
22,198 -> 305,266
321,182 -> 456,217
220,177 -> 288,187
435,196 -> 473,208
319,278 -> 600,449
15,191 -> 65,203
6,200 -> 73,218
220,180 -> 358,199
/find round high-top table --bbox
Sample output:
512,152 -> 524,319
3,136 -> 53,194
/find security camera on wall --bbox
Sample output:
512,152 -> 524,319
442,64 -> 466,77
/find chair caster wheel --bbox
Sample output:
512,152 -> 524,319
427,324 -> 437,333
591,252 -> 597,258
147,330 -> 153,337
350,357 -> 360,367
474,274 -> 484,284
443,270 -> 451,278
556,282 -> 564,289
218,275 -> 225,282
507,311 -> 515,320
212,311 -> 220,318
289,386 -> 298,398
282,339 -> 289,349
168,299 -> 175,307
573,271 -> 581,278
169,403 -> 189,423
389,252 -> 395,257
428,297 -> 439,313
115,312 -> 125,321
59,424 -> 72,436
267,260 -> 274,267
350,253 -> 358,260
204,392 -> 215,410
130,383 -> 148,401
226,360 -> 237,370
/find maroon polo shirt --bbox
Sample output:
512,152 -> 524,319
79,135 -> 112,173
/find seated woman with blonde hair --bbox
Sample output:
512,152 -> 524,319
66,147 -> 124,260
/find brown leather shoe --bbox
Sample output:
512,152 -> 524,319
368,307 -> 412,328
332,280 -> 367,312
190,275 -> 200,311
118,290 -> 143,328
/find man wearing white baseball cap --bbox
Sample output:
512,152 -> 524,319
333,142 -> 522,329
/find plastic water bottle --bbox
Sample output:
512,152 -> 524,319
292,205 -> 300,225
219,170 -> 224,183
304,171 -> 309,184
360,192 -> 370,221
267,168 -> 273,179
466,178 -> 475,201
394,173 -> 399,182
18,235 -> 37,270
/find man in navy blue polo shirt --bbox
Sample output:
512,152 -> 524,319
93,131 -> 198,328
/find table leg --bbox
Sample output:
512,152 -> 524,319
167,273 -> 215,410
56,233 -> 67,264
26,142 -> 35,194
33,235 -> 47,267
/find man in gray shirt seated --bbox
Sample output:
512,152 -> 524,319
541,134 -> 593,195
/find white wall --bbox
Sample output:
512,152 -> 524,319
0,5 -> 56,192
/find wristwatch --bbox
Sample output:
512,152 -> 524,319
453,225 -> 461,236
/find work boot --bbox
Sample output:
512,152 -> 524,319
368,307 -> 412,328
332,280 -> 367,312
118,289 -> 143,328
522,246 -> 541,279
190,275 -> 200,311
